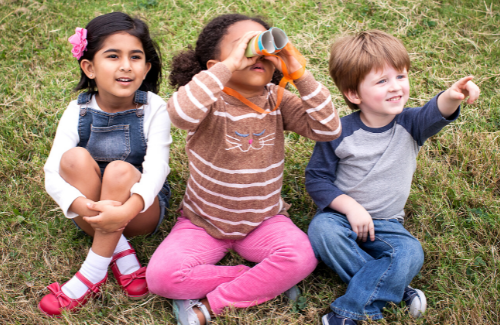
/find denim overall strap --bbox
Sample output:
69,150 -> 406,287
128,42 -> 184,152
77,92 -> 93,105
134,90 -> 147,117
77,92 -> 93,116
134,90 -> 148,105
76,91 -> 148,172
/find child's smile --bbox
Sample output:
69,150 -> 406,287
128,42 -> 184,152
116,77 -> 134,86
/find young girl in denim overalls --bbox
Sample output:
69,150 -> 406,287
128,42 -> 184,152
39,12 -> 171,317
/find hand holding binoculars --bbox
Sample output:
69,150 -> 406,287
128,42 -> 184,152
224,27 -> 306,115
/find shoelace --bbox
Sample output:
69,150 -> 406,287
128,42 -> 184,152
403,287 -> 418,303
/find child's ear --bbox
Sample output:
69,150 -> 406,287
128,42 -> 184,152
143,62 -> 152,80
80,59 -> 95,79
344,89 -> 361,105
206,59 -> 219,69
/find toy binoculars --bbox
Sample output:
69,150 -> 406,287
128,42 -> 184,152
245,27 -> 288,57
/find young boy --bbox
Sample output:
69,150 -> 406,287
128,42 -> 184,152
306,30 -> 480,324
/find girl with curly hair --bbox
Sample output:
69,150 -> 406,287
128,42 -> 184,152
146,13 -> 341,325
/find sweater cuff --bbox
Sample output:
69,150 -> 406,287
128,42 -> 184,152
62,190 -> 86,219
293,71 -> 321,97
317,188 -> 345,211
130,184 -> 151,213
435,91 -> 461,121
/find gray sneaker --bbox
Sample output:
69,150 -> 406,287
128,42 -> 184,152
402,286 -> 427,318
284,285 -> 301,302
173,299 -> 211,325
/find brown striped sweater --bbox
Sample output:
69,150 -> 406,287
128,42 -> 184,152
167,62 -> 341,239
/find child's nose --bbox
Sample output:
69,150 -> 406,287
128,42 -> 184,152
120,59 -> 132,72
389,79 -> 402,91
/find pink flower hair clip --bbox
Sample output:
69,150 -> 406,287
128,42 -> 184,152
68,27 -> 88,60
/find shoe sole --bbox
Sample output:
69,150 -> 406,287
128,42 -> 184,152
128,292 -> 150,301
321,314 -> 328,325
172,300 -> 182,325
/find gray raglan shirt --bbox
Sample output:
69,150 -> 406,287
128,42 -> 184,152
305,93 -> 460,222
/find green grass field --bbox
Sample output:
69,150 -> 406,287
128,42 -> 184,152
0,0 -> 499,324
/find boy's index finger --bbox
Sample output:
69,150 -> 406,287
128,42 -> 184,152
457,75 -> 474,87
467,84 -> 481,103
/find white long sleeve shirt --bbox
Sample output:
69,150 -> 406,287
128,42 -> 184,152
44,91 -> 172,218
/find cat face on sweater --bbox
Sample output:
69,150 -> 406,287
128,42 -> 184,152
225,129 -> 275,152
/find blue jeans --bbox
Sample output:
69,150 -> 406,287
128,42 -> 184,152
308,211 -> 424,321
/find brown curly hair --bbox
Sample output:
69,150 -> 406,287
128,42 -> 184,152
169,14 -> 283,90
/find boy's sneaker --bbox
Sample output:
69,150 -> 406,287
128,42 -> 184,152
402,286 -> 427,318
322,311 -> 357,325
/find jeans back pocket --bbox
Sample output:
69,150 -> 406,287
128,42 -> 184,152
87,124 -> 131,162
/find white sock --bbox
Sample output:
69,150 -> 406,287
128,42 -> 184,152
113,235 -> 140,275
61,249 -> 111,299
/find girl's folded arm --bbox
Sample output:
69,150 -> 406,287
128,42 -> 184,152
166,62 -> 232,131
130,98 -> 172,213
281,71 -> 341,141
43,102 -> 84,219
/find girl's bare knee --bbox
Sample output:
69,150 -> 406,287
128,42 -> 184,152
103,161 -> 139,186
60,147 -> 94,171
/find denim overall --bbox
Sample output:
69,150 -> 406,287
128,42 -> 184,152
74,90 -> 170,234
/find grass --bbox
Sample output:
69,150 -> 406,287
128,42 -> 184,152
0,0 -> 499,324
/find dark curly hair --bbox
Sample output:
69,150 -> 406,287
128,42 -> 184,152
74,12 -> 162,94
169,14 -> 283,90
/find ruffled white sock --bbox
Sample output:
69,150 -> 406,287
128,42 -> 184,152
113,235 -> 140,275
61,249 -> 111,299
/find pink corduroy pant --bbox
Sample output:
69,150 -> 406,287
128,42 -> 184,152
146,214 -> 318,315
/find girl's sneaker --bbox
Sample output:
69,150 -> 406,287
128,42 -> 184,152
321,312 -> 357,325
173,299 -> 211,325
284,285 -> 301,302
402,286 -> 427,318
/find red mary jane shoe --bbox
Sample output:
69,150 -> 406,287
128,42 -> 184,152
38,272 -> 107,317
110,248 -> 148,300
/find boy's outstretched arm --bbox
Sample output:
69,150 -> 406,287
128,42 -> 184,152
437,76 -> 480,118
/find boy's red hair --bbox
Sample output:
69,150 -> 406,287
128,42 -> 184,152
328,30 -> 410,110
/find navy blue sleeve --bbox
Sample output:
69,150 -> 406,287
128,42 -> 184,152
305,140 -> 345,211
397,92 -> 460,146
